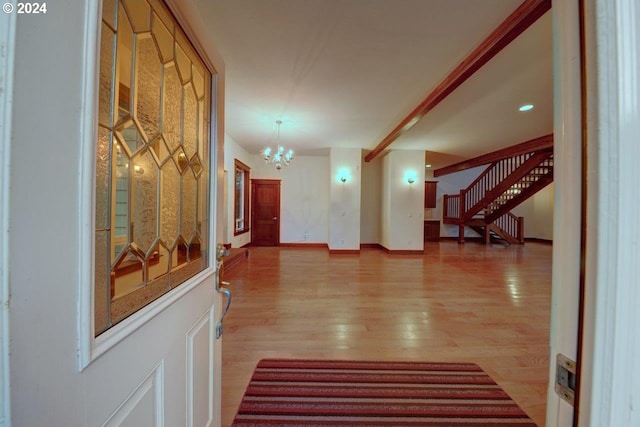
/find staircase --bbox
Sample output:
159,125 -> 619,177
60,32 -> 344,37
443,147 -> 554,244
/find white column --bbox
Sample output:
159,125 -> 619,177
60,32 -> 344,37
380,151 -> 425,251
329,148 -> 361,251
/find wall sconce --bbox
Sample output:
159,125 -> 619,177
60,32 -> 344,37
134,165 -> 144,175
404,170 -> 418,185
337,167 -> 351,184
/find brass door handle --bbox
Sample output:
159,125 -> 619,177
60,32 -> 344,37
215,287 -> 232,339
215,260 -> 232,339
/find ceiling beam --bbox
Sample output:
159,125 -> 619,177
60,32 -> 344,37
433,133 -> 553,177
364,0 -> 551,162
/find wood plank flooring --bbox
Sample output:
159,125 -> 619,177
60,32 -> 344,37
221,242 -> 552,427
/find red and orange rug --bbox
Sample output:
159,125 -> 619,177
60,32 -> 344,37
232,359 -> 537,426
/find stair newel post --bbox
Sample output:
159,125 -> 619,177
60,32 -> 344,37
443,195 -> 449,219
518,216 -> 525,244
458,189 -> 466,243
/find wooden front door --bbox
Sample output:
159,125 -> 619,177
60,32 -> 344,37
251,179 -> 281,246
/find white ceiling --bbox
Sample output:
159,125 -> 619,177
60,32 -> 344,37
193,0 -> 553,167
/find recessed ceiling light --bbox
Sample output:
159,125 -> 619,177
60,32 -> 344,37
519,104 -> 534,112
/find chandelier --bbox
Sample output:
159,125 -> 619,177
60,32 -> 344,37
262,120 -> 294,170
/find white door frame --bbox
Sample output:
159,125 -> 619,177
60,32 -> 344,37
579,0 -> 640,425
0,1 -> 17,426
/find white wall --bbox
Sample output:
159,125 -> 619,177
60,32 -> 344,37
512,183 -> 555,240
329,148 -> 361,250
532,183 -> 554,239
223,133 -> 253,248
380,151 -> 425,250
252,155 -> 329,244
361,154 -> 382,244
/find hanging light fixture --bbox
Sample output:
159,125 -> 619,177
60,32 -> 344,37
262,120 -> 294,170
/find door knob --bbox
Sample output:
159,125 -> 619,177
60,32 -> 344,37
272,216 -> 277,220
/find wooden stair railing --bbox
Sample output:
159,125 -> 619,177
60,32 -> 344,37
462,149 -> 553,221
494,212 -> 525,244
442,147 -> 553,244
466,213 -> 523,245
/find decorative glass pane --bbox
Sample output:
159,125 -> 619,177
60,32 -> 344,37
116,120 -> 145,155
134,34 -> 162,141
94,230 -> 110,335
95,0 -> 211,336
192,65 -> 204,99
151,13 -> 173,64
96,126 -> 112,230
116,3 -> 134,108
174,147 -> 189,173
99,23 -> 116,127
162,64 -> 182,153
102,0 -> 117,30
176,31 -> 199,69
197,99 -> 205,156
198,173 -> 208,238
183,83 -> 197,158
181,168 -> 196,242
112,248 -> 145,300
173,238 -> 188,268
149,242 -> 170,281
112,142 -> 129,263
188,237 -> 202,261
148,0 -> 174,33
160,158 -> 180,249
131,149 -> 158,255
191,155 -> 202,178
149,135 -> 170,166
175,44 -> 191,84
122,0 -> 151,33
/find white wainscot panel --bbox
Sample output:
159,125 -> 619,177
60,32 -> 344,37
187,308 -> 214,427
103,362 -> 164,427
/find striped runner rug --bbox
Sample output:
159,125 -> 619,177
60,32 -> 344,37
231,359 -> 537,426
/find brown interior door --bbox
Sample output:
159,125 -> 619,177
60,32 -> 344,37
251,179 -> 281,246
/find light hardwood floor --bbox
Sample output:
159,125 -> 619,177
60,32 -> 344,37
221,242 -> 552,426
